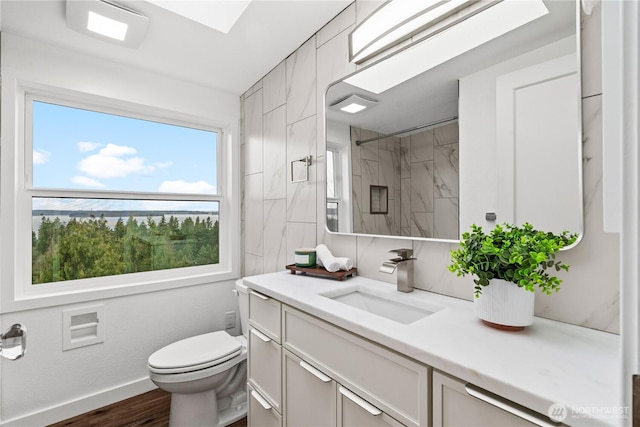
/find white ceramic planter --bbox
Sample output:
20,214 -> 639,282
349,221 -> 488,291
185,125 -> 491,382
474,279 -> 535,330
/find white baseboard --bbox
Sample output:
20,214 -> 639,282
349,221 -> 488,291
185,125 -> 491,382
1,377 -> 156,426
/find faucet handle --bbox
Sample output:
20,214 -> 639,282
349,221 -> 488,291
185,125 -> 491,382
389,248 -> 413,260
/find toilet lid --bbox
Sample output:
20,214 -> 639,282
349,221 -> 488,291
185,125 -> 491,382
148,331 -> 242,372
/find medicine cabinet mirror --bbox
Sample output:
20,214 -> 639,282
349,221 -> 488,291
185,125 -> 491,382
324,0 -> 582,242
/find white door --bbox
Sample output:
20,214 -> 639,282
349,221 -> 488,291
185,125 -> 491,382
495,54 -> 581,235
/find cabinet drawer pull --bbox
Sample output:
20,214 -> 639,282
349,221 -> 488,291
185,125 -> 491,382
251,389 -> 272,410
339,386 -> 382,416
465,384 -> 557,427
251,291 -> 270,300
300,360 -> 331,383
250,328 -> 272,343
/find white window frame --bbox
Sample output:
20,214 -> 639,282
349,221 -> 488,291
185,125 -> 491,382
1,74 -> 240,313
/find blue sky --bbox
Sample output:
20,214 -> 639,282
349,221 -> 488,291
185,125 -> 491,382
32,101 -> 218,195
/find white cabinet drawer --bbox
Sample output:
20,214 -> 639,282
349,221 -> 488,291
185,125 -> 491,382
282,306 -> 429,427
248,326 -> 282,412
283,349 -> 337,427
248,384 -> 282,427
249,290 -> 281,342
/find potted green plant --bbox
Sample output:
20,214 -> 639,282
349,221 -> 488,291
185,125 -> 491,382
449,222 -> 578,330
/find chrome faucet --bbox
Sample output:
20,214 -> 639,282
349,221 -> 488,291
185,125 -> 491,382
379,248 -> 416,293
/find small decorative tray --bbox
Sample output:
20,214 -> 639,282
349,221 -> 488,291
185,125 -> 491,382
285,264 -> 357,281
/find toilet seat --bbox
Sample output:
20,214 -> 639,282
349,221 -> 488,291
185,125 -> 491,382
148,331 -> 242,375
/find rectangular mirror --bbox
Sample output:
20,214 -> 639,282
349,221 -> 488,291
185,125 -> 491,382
325,0 -> 582,242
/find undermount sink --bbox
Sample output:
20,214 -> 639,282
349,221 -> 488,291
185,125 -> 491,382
322,287 -> 443,324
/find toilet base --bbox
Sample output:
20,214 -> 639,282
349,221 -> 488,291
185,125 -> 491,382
169,388 -> 247,427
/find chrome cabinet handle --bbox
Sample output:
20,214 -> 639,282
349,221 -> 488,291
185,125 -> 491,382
251,291 -> 270,300
1,324 -> 26,361
465,384 -> 557,427
251,389 -> 272,410
339,386 -> 382,416
250,328 -> 271,343
299,360 -> 332,383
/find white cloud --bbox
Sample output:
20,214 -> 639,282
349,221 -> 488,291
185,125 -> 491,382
77,141 -> 102,152
77,143 -> 156,178
33,149 -> 51,164
72,176 -> 105,188
158,180 -> 216,194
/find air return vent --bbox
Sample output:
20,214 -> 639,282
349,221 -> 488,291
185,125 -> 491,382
62,305 -> 104,351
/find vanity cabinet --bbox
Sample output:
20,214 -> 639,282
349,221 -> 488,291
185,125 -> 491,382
282,304 -> 428,427
432,371 -> 563,427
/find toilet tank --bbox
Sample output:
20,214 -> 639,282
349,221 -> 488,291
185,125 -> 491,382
235,279 -> 249,337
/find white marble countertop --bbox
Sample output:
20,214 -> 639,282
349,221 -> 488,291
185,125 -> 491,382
243,271 -> 622,427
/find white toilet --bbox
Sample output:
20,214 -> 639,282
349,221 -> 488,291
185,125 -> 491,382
148,280 -> 249,427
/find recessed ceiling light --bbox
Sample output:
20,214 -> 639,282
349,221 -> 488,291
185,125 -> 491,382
330,94 -> 378,114
87,11 -> 128,40
66,0 -> 149,48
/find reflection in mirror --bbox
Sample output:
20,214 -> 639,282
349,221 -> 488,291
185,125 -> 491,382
325,0 -> 581,242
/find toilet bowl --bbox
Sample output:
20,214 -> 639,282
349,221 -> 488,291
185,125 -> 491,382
148,280 -> 249,427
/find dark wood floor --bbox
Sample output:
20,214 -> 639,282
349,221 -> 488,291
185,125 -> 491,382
49,388 -> 247,427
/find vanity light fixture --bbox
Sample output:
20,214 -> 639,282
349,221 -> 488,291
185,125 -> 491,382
350,0 -> 478,64
66,0 -> 149,48
345,0 -> 549,94
330,94 -> 378,114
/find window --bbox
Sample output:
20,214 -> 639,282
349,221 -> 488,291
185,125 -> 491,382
326,148 -> 340,232
25,95 -> 225,289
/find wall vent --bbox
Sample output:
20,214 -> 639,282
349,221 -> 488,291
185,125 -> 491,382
62,305 -> 104,351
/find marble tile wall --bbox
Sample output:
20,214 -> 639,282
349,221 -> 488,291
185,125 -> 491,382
241,1 -> 619,333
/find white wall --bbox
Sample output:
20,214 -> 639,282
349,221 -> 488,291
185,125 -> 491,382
241,2 -> 620,333
0,34 -> 242,425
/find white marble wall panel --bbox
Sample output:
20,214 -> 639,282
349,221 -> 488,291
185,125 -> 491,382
410,161 -> 434,213
434,121 -> 459,146
244,90 -> 263,175
244,173 -> 264,256
434,198 -> 459,239
263,199 -> 287,273
361,159 -> 378,214
352,174 -> 364,232
534,95 -> 619,332
412,240 -> 473,300
434,143 -> 459,198
286,37 -> 317,125
286,222 -> 317,264
410,130 -> 434,162
244,253 -> 263,277
379,149 -> 395,190
350,127 -> 362,177
263,61 -> 286,114
287,116 -> 317,222
243,79 -> 263,99
360,137 -> 379,161
400,178 -> 411,229
317,3 -> 356,48
263,105 -> 287,199
400,137 -> 410,178
411,212 -> 433,238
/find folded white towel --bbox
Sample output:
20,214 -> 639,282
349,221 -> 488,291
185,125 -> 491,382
336,257 -> 354,271
315,244 -> 354,272
316,244 -> 340,272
